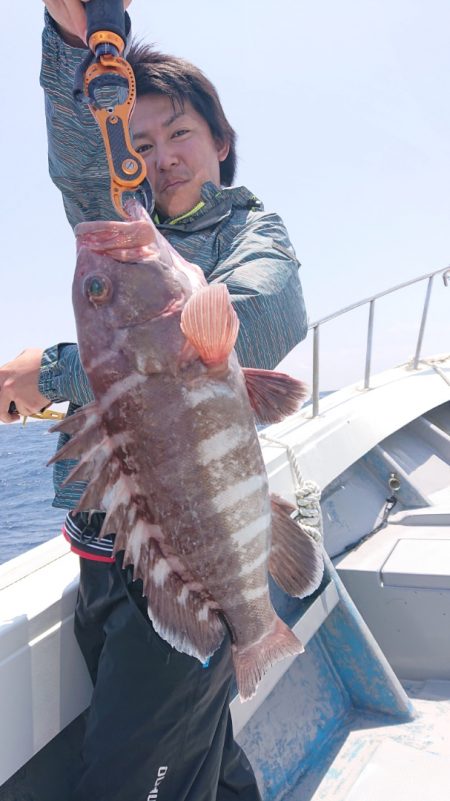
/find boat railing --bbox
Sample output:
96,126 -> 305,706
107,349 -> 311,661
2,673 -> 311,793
308,265 -> 450,417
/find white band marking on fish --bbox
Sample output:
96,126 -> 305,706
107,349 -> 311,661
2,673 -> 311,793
127,518 -> 151,566
243,584 -> 268,602
231,513 -> 271,547
108,431 -> 131,450
102,470 -> 132,510
177,585 -> 189,606
212,473 -> 267,513
197,605 -> 209,622
197,425 -> 251,466
153,558 -> 171,588
85,351 -> 113,371
100,373 -> 146,411
183,383 -> 234,408
239,548 -> 270,577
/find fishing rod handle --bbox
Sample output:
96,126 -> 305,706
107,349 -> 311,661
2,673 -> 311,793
86,0 -> 127,50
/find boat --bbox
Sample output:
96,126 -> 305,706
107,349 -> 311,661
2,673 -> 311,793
1,265 -> 449,800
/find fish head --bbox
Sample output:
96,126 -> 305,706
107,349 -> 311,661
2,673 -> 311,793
73,244 -> 195,381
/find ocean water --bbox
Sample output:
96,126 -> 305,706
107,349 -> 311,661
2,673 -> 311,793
0,395 -> 330,567
0,421 -> 66,565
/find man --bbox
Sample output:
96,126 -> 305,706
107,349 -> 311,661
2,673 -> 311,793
0,2 -> 309,799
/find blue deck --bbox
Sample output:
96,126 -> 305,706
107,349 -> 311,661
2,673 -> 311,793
234,556 -> 413,800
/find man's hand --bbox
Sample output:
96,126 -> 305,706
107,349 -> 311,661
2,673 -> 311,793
0,349 -> 49,424
43,1 -> 132,47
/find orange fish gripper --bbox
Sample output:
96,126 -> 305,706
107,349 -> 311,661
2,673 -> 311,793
74,0 -> 153,219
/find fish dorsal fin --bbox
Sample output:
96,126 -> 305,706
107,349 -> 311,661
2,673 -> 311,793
244,368 -> 308,423
180,284 -> 240,365
269,494 -> 324,598
48,401 -> 100,450
48,401 -> 112,511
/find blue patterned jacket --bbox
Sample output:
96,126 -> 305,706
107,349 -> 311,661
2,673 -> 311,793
38,14 -> 308,510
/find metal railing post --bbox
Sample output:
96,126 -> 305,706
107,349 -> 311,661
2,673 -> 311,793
364,299 -> 375,389
312,325 -> 320,417
306,265 -> 447,409
413,275 -> 434,369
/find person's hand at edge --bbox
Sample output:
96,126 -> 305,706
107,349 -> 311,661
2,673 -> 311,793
0,349 -> 49,423
43,1 -> 132,48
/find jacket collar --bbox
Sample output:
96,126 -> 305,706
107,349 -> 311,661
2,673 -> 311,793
154,182 -> 263,232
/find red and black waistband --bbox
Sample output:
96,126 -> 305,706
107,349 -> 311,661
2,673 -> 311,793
63,511 -> 116,562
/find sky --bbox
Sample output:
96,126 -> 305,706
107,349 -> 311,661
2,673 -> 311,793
2,0 -> 449,394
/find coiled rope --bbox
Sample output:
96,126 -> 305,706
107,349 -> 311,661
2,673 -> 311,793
259,432 -> 323,543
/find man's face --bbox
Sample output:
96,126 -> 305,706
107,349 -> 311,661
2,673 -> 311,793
132,94 -> 229,220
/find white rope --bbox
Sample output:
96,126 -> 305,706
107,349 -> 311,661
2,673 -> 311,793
259,433 -> 323,542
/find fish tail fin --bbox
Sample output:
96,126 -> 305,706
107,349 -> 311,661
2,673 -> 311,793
233,617 -> 304,702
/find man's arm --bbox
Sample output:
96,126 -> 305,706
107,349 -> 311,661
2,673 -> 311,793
40,10 -> 120,227
39,343 -> 94,406
208,212 -> 308,370
34,7 -> 113,415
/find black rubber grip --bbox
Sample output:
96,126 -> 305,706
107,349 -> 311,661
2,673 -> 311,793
105,116 -> 145,182
86,0 -> 126,43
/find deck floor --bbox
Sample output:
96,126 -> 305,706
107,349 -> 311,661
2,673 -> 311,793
284,680 -> 450,801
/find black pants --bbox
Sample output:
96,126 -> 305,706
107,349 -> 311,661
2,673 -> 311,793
72,555 -> 262,801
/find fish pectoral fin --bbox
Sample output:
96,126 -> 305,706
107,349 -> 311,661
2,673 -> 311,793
243,368 -> 308,424
180,284 -> 239,365
269,494 -> 324,598
118,530 -> 225,661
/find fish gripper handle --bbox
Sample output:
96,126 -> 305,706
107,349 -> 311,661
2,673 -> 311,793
86,0 -> 127,54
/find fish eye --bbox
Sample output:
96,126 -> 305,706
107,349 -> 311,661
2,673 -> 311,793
84,275 -> 113,304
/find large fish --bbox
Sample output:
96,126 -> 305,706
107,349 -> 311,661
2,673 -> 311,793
51,202 -> 323,700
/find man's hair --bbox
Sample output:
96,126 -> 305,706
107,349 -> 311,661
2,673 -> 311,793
127,42 -> 237,186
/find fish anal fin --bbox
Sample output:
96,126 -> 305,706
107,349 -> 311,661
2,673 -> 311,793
180,284 -> 239,365
147,579 -> 224,662
269,494 -> 324,598
119,530 -> 224,660
244,368 -> 308,424
233,615 -> 304,701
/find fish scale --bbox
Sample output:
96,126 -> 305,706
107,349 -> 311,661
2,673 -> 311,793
50,201 -> 324,700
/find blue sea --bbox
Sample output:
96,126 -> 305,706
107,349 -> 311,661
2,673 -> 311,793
0,421 -> 66,565
0,394 -> 331,567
